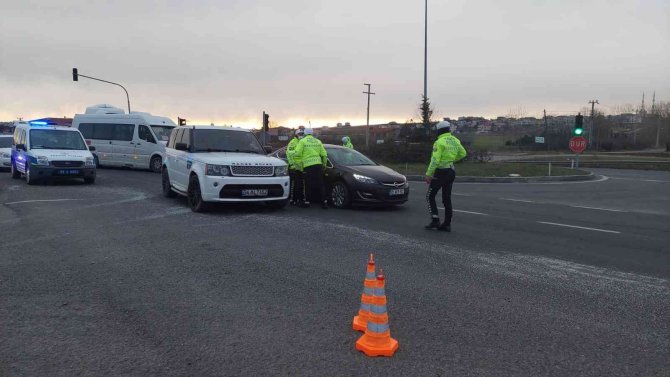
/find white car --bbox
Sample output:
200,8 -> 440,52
0,134 -> 12,171
162,125 -> 289,212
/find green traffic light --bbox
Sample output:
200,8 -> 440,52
574,128 -> 583,136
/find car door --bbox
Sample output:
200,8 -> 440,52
13,128 -> 28,173
136,124 -> 157,169
110,124 -> 136,167
170,128 -> 190,191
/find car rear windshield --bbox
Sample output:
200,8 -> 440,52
151,125 -> 175,142
327,148 -> 376,166
0,137 -> 12,148
192,129 -> 264,154
29,129 -> 87,150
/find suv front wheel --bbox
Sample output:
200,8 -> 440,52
162,167 -> 176,198
187,175 -> 208,212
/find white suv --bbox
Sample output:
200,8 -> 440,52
162,125 -> 289,212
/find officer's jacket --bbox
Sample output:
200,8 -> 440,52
286,137 -> 300,170
426,132 -> 467,176
294,135 -> 327,169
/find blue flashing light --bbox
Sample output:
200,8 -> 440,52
29,121 -> 49,126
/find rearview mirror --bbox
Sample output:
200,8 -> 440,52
175,142 -> 188,151
88,146 -> 96,152
264,146 -> 273,154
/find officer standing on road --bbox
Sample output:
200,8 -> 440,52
425,120 -> 467,232
342,136 -> 354,149
295,128 -> 328,209
286,128 -> 305,206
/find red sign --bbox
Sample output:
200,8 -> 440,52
569,137 -> 587,154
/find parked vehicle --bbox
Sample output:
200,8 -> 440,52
0,135 -> 12,171
72,104 -> 176,173
162,125 -> 289,212
270,144 -> 409,208
10,121 -> 96,184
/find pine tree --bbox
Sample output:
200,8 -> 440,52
420,95 -> 434,131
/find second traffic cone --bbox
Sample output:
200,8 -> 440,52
352,254 -> 376,332
355,270 -> 399,357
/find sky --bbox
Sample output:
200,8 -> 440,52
1,0 -> 668,128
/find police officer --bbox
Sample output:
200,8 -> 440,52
425,121 -> 467,232
286,128 -> 305,205
342,136 -> 354,149
294,128 -> 328,209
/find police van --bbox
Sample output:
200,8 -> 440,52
10,120 -> 97,184
72,104 -> 176,173
162,125 -> 289,212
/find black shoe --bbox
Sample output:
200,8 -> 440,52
299,201 -> 311,208
289,201 -> 296,206
424,219 -> 440,230
321,201 -> 328,209
438,223 -> 451,232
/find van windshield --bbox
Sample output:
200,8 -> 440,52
192,129 -> 264,154
30,129 -> 87,150
151,125 -> 175,142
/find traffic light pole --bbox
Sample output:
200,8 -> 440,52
73,70 -> 131,114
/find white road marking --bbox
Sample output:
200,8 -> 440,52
609,177 -> 669,183
570,205 -> 627,213
453,193 -> 473,196
441,209 -> 489,216
4,199 -> 83,205
502,198 -> 535,203
537,221 -> 620,234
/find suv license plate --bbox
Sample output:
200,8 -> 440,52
58,169 -> 80,175
241,189 -> 269,197
389,188 -> 405,196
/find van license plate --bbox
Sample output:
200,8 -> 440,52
389,188 -> 405,196
241,189 -> 268,197
58,169 -> 80,175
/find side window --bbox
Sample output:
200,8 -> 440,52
180,128 -> 191,149
78,123 -> 94,139
174,129 -> 184,147
138,125 -> 156,143
167,128 -> 178,148
113,124 -> 134,141
92,124 -> 113,140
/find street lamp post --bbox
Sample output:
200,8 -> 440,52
423,0 -> 428,102
72,68 -> 131,114
363,83 -> 375,149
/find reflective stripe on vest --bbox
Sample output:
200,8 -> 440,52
367,322 -> 390,333
370,304 -> 387,314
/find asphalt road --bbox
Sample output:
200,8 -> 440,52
0,167 -> 668,376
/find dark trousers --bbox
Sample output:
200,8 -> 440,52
289,169 -> 304,202
426,168 -> 456,224
303,164 -> 326,204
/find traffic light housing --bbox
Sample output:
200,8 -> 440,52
573,113 -> 584,136
72,68 -> 78,81
263,112 -> 269,132
178,117 -> 186,126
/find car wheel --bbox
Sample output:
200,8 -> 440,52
84,176 -> 95,184
187,174 -> 208,212
267,199 -> 289,210
11,162 -> 21,179
150,156 -> 162,173
162,167 -> 176,198
25,165 -> 36,185
331,181 -> 351,209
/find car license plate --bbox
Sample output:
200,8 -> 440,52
389,188 -> 405,196
241,189 -> 268,197
58,169 -> 80,175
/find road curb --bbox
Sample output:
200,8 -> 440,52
406,172 -> 597,183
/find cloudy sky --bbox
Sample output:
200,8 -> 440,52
1,0 -> 668,127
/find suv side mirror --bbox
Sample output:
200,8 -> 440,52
264,146 -> 273,154
15,143 -> 26,151
175,142 -> 188,151
88,146 -> 96,152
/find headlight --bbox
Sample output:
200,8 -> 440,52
35,156 -> 49,166
353,174 -> 378,184
85,157 -> 95,166
274,166 -> 288,176
206,164 -> 231,176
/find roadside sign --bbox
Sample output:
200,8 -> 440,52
569,136 -> 587,154
535,136 -> 545,144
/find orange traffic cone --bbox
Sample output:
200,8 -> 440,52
355,269 -> 399,357
352,254 -> 376,332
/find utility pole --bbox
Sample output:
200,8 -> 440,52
363,83 -> 375,149
423,0 -> 428,102
543,109 -> 549,151
588,99 -> 599,148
